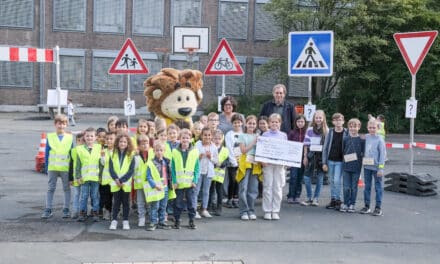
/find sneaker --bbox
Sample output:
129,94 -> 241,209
359,206 -> 371,214
92,211 -> 99,222
102,209 -> 110,220
334,200 -> 342,211
372,207 -> 383,216
195,212 -> 201,219
325,199 -> 336,209
62,208 -> 70,218
311,199 -> 319,206
200,210 -> 212,218
287,198 -> 295,204
122,220 -> 130,230
189,219 -> 197,229
71,212 -> 79,219
146,223 -> 157,231
225,199 -> 233,208
249,214 -> 257,220
41,208 -> 53,219
339,204 -> 348,212
232,199 -> 239,208
173,220 -> 181,229
241,214 -> 249,221
301,200 -> 312,206
272,213 -> 280,220
77,211 -> 86,222
138,217 -> 146,227
157,223 -> 171,230
292,198 -> 300,204
109,220 -> 118,230
348,205 -> 356,213
264,212 -> 272,220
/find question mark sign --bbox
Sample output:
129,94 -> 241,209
308,108 -> 312,118
409,104 -> 413,115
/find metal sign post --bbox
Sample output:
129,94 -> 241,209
55,46 -> 61,114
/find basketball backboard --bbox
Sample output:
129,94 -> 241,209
173,26 -> 210,54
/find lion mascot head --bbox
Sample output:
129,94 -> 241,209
144,68 -> 203,126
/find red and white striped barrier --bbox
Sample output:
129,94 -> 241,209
386,142 -> 440,151
0,46 -> 54,63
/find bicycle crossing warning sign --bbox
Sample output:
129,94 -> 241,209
288,31 -> 333,76
205,38 -> 243,76
108,38 -> 149,75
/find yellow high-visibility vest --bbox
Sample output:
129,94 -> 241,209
47,132 -> 73,172
76,144 -> 102,182
172,148 -> 199,189
143,160 -> 166,203
71,146 -> 80,187
133,149 -> 154,190
213,146 -> 229,183
109,151 -> 133,193
101,149 -> 114,186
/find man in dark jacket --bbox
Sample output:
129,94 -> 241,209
259,84 -> 296,134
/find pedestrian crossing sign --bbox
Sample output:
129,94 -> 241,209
288,31 -> 333,76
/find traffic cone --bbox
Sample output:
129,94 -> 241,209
35,133 -> 46,172
358,177 -> 365,188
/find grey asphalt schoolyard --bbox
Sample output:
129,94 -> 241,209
0,112 -> 439,264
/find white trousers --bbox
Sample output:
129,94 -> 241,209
262,164 -> 285,213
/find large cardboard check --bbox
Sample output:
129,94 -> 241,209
255,137 -> 303,167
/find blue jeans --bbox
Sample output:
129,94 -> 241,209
72,186 -> 81,214
288,166 -> 304,199
174,187 -> 196,221
304,171 -> 324,200
79,181 -> 99,212
342,171 -> 360,206
328,160 -> 343,200
363,169 -> 383,208
150,188 -> 168,224
194,173 -> 212,209
238,169 -> 259,216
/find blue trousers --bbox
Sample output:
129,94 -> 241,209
363,169 -> 383,208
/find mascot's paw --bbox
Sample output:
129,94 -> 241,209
144,68 -> 203,125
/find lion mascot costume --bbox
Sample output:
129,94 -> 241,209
144,68 -> 203,126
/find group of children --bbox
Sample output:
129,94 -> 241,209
41,109 -> 387,232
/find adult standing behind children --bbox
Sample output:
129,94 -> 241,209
260,84 -> 296,134
218,96 -> 244,134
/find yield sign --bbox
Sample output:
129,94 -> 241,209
394,31 -> 438,75
205,38 -> 243,75
108,38 -> 149,74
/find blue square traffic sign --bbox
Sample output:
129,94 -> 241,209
288,31 -> 333,76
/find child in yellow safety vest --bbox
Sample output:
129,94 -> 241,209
41,114 -> 74,219
108,133 -> 136,230
133,134 -> 154,227
145,141 -> 173,231
99,131 -> 116,220
70,132 -> 84,219
208,129 -> 230,216
75,127 -> 103,222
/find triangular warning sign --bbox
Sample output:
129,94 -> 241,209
394,31 -> 438,75
108,38 -> 149,74
205,38 -> 243,75
293,38 -> 328,70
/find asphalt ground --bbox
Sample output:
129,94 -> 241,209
0,112 -> 439,264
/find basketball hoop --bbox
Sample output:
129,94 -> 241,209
185,47 -> 199,56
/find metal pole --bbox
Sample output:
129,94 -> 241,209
127,75 -> 131,128
409,74 -> 416,174
222,75 -> 226,97
308,75 -> 312,104
55,46 -> 61,114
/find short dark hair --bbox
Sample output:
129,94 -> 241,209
221,96 -> 237,112
115,119 -> 128,128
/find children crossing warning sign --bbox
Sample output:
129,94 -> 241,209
288,31 -> 333,76
108,38 -> 148,74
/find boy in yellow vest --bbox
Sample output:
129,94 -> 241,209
171,129 -> 200,229
41,114 -> 73,219
146,141 -> 172,231
99,131 -> 116,220
75,127 -> 103,222
70,132 -> 84,219
134,134 -> 153,227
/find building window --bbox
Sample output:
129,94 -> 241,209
254,1 -> 282,41
169,54 -> 200,70
93,0 -> 125,33
218,0 -> 248,40
252,57 -> 279,95
131,53 -> 163,92
53,0 -> 86,31
92,50 -> 123,91
288,77 -> 308,97
215,56 -> 246,96
133,0 -> 164,36
52,49 -> 85,90
170,0 -> 202,26
0,0 -> 33,28
0,62 -> 33,88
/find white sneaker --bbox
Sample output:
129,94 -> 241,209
311,199 -> 319,206
102,209 -> 110,220
195,212 -> 202,219
340,204 -> 348,212
109,220 -> 118,230
138,217 -> 145,227
122,220 -> 130,230
272,213 -> 280,220
241,214 -> 249,220
249,214 -> 257,220
201,210 -> 212,218
348,205 -> 356,213
264,212 -> 272,220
